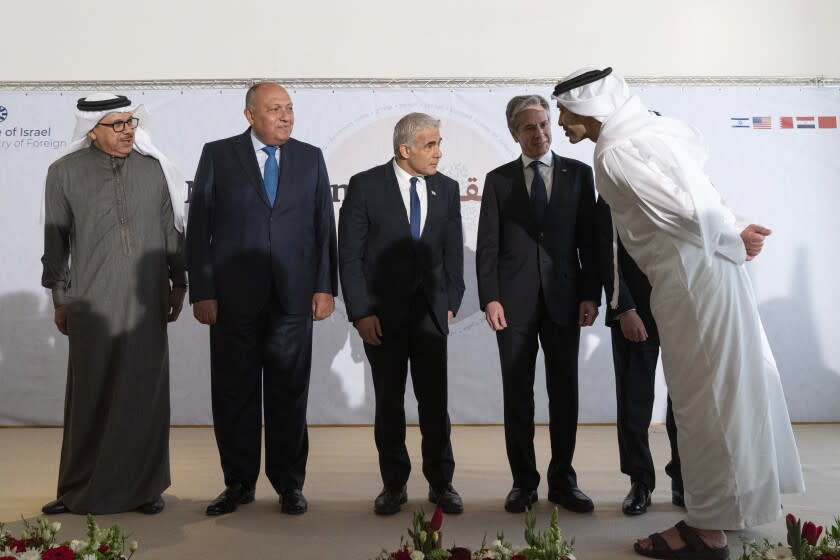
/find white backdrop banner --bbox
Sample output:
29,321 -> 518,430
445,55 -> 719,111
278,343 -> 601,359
0,85 -> 838,425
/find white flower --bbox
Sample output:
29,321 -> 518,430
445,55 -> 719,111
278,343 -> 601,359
130,540 -> 139,552
762,546 -> 793,560
69,539 -> 87,552
19,551 -> 41,560
410,551 -> 425,560
83,553 -> 98,560
50,522 -> 61,533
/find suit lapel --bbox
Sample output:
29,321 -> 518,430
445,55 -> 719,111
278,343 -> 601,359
235,129 -> 271,207
276,139 -> 293,210
383,161 -> 411,233
547,152 -> 571,219
421,174 -> 441,240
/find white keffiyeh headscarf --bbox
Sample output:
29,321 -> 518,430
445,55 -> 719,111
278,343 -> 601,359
44,93 -> 187,232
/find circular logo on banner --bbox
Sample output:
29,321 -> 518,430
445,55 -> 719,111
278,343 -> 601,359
0,106 -> 8,122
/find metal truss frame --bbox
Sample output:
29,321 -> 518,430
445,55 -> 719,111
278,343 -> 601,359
1,76 -> 839,91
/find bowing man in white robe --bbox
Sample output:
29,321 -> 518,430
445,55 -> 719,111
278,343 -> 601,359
553,68 -> 804,559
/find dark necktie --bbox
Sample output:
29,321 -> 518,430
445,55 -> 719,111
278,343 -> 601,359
529,160 -> 547,225
409,177 -> 421,240
261,145 -> 278,205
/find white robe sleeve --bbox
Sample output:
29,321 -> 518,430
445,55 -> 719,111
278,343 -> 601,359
599,140 -> 746,265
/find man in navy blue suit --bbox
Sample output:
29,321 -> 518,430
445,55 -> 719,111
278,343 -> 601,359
338,113 -> 465,515
186,82 -> 337,516
476,95 -> 600,514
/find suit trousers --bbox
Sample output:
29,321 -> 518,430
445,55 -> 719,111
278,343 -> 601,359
363,292 -> 454,492
209,294 -> 313,494
611,326 -> 682,492
497,300 -> 580,492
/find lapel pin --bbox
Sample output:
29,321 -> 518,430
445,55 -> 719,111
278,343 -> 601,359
431,190 -> 437,196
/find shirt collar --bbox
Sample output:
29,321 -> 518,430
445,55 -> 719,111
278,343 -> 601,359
392,159 -> 425,187
250,130 -> 277,152
521,150 -> 554,169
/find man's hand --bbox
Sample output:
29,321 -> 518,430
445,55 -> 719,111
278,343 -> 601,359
618,309 -> 648,342
485,301 -> 507,331
54,305 -> 68,335
312,292 -> 335,321
578,300 -> 599,327
193,299 -> 218,325
354,315 -> 383,346
448,310 -> 454,322
168,286 -> 186,322
741,224 -> 772,261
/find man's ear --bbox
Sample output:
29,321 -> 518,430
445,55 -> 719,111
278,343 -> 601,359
87,129 -> 98,143
398,144 -> 410,160
244,107 -> 255,125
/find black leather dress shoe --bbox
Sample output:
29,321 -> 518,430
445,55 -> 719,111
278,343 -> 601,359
41,499 -> 69,515
137,495 -> 165,515
206,483 -> 256,516
548,485 -> 594,513
672,489 -> 686,508
428,484 -> 463,514
374,485 -> 407,516
280,489 -> 308,515
504,488 -> 537,513
622,482 -> 651,515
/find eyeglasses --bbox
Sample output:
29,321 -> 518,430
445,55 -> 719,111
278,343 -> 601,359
96,117 -> 140,132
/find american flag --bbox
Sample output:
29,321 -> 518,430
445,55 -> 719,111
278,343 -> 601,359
752,116 -> 771,129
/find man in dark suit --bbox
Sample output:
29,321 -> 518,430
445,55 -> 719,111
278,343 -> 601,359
338,113 -> 465,516
595,197 -> 684,516
186,82 -> 337,516
476,95 -> 600,514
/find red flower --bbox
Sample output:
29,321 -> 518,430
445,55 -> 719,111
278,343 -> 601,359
6,538 -> 26,553
41,545 -> 75,560
786,513 -> 797,526
99,543 -> 110,553
391,548 -> 412,560
512,555 -> 527,560
816,554 -> 838,560
429,506 -> 443,531
1,556 -> 18,560
448,546 -> 471,560
802,521 -> 824,546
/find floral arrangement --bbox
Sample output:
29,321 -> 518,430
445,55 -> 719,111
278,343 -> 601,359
739,513 -> 840,560
0,515 -> 138,560
371,506 -> 575,560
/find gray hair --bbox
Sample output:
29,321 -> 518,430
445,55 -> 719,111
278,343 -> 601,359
393,113 -> 441,157
505,95 -> 550,136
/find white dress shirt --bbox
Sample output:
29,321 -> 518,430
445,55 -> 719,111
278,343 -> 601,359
521,150 -> 555,200
251,131 -> 282,180
392,159 -> 428,236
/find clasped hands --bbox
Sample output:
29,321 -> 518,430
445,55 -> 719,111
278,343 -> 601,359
741,224 -> 772,261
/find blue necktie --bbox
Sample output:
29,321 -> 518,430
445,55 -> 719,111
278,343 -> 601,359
529,160 -> 547,225
409,177 -> 421,240
261,145 -> 278,206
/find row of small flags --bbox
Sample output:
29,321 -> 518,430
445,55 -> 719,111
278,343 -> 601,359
730,116 -> 838,129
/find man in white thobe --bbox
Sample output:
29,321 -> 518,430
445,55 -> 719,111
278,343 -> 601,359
552,67 -> 804,560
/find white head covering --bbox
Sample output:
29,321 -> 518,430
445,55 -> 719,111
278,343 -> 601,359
551,67 -> 630,122
51,93 -> 187,232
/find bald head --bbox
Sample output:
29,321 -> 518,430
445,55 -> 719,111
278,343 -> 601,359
245,82 -> 294,146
